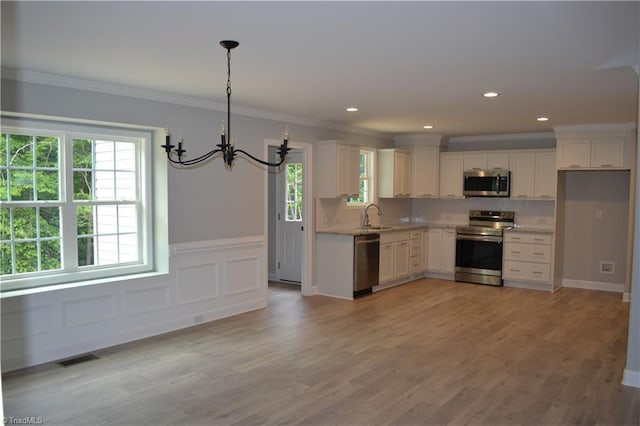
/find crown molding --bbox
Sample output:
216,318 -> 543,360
1,68 -> 388,140
553,122 -> 636,137
448,132 -> 555,144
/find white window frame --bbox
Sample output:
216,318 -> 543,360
1,117 -> 154,292
346,148 -> 376,207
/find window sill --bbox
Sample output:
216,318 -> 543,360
1,270 -> 169,299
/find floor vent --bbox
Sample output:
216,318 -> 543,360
57,354 -> 100,367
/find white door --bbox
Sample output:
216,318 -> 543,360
277,150 -> 303,283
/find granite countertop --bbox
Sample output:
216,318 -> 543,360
316,223 -> 457,236
505,226 -> 554,234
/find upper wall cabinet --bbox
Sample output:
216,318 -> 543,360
439,153 -> 464,198
554,123 -> 635,170
557,137 -> 631,169
378,149 -> 411,198
510,150 -> 556,200
463,152 -> 509,171
410,146 -> 439,198
315,142 -> 360,198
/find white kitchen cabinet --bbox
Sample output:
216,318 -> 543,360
379,233 -> 395,284
463,153 -> 487,171
510,152 -> 536,198
409,230 -> 423,274
411,146 -> 439,198
427,228 -> 456,274
422,229 -> 429,272
315,142 -> 360,198
439,154 -> 464,198
487,152 -> 510,170
557,139 -> 590,168
378,149 -> 411,198
394,231 -> 411,279
379,230 -> 423,284
442,228 -> 456,274
427,228 -> 443,272
534,151 -> 556,199
557,137 -> 631,169
511,150 -> 556,200
463,152 -> 509,171
503,231 -> 553,286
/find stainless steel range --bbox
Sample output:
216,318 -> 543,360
455,210 -> 514,286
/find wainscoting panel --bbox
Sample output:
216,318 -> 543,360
125,285 -> 170,316
224,256 -> 261,296
1,304 -> 53,341
63,295 -> 116,328
1,236 -> 267,372
176,263 -> 219,304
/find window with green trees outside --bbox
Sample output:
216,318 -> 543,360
1,121 -> 152,291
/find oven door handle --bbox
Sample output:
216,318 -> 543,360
456,234 -> 503,243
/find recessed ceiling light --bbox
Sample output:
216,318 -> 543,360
537,117 -> 549,122
423,125 -> 434,129
483,92 -> 499,98
346,107 -> 358,112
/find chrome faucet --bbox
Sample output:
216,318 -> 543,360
362,203 -> 383,228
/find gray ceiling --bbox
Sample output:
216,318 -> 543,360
1,1 -> 638,138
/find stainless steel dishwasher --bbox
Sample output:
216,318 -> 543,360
353,233 -> 380,297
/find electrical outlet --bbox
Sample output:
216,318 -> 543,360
600,261 -> 615,274
596,210 -> 603,220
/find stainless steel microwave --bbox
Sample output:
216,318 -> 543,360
463,170 -> 510,197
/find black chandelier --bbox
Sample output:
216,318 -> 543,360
161,40 -> 290,168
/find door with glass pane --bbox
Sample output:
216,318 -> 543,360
277,150 -> 303,283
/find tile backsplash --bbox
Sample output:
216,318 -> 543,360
316,196 -> 556,231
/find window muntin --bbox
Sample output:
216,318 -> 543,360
285,162 -> 303,222
0,121 -> 152,291
347,149 -> 375,206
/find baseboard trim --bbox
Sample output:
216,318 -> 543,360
503,280 -> 551,292
562,279 -> 624,293
622,368 -> 640,388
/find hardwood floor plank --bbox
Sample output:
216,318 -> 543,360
3,279 -> 637,426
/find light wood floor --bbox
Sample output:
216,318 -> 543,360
3,279 -> 639,426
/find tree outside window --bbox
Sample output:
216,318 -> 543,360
1,123 -> 150,292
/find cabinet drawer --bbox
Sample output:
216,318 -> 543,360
395,231 -> 411,242
410,231 -> 422,239
410,239 -> 421,256
504,233 -> 552,245
504,243 -> 551,263
381,233 -> 394,244
503,260 -> 550,282
410,256 -> 422,273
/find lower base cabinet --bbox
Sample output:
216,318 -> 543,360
379,229 -> 426,285
427,228 -> 456,275
502,231 -> 553,285
379,234 -> 394,283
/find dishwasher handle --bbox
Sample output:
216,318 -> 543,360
356,238 -> 380,245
